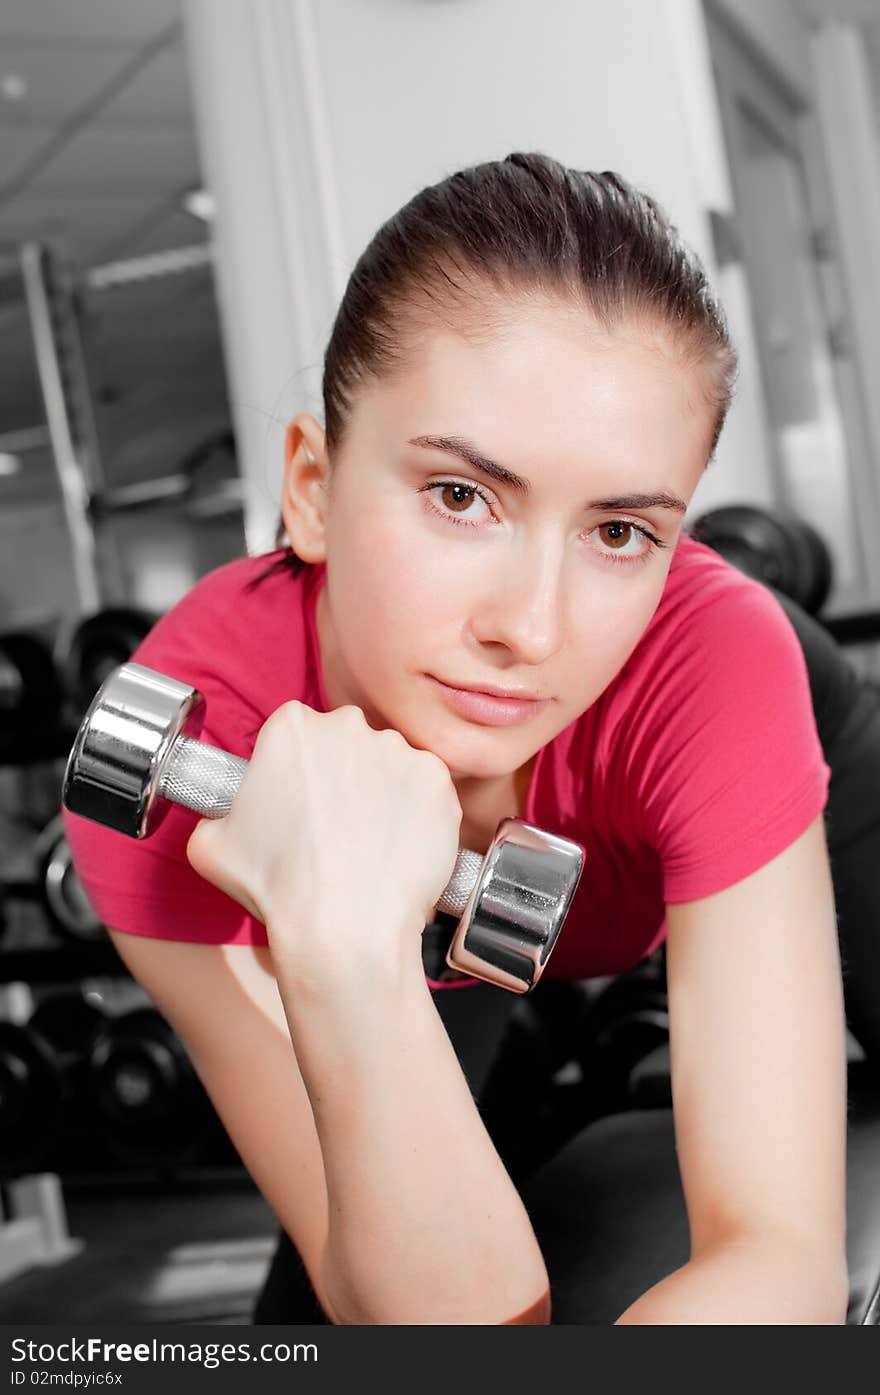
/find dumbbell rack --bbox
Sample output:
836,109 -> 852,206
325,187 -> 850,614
1,654 -> 249,1209
1,781 -> 244,1268
0,1176 -> 82,1287
0,979 -> 83,1286
0,766 -> 131,984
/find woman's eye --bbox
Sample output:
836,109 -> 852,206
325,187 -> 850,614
439,483 -> 478,514
422,481 -> 493,526
591,520 -> 665,564
597,521 -> 640,552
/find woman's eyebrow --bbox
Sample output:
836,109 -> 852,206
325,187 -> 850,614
407,434 -> 687,515
408,433 -> 530,494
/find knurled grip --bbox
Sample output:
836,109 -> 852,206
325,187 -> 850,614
435,848 -> 484,919
158,736 -> 248,818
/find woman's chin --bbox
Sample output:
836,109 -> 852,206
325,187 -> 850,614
392,710 -> 525,780
446,753 -> 522,784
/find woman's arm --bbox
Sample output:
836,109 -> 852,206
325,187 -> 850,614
108,929 -> 549,1326
617,814 -> 849,1324
179,700 -> 550,1324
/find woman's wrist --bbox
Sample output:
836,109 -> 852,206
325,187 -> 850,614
266,907 -> 429,1005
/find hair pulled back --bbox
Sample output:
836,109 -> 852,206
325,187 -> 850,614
266,152 -> 736,573
326,152 -> 733,449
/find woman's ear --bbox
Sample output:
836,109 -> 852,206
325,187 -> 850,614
281,414 -> 330,562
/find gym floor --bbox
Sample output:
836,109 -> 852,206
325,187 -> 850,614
1,1172 -> 278,1324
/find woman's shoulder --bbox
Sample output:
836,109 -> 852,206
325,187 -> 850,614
640,531 -> 797,667
603,532 -> 812,740
658,530 -> 775,621
148,549 -> 314,625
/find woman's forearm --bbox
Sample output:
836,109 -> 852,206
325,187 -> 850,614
615,1230 -> 849,1325
272,928 -> 550,1325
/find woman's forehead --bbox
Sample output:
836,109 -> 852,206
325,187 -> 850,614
355,315 -> 713,471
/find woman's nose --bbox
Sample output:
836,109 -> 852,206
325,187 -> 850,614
469,542 -> 566,664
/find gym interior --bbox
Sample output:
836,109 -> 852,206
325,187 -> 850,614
2,0 -> 880,1327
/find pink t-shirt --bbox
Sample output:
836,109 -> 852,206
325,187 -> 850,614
63,535 -> 830,986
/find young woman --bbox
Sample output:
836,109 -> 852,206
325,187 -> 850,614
64,153 -> 848,1325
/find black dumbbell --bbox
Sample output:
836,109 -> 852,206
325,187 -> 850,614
577,970 -> 670,1116
61,607 -> 158,718
0,989 -> 106,1177
690,505 -> 833,617
0,1021 -> 65,1178
63,663 -> 586,994
0,632 -> 64,764
33,814 -> 105,945
796,518 -> 835,618
88,1007 -> 212,1170
30,988 -> 108,1084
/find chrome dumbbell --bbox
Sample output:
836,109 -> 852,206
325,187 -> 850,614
62,664 -> 585,994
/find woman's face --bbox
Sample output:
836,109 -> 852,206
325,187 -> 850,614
302,304 -> 714,783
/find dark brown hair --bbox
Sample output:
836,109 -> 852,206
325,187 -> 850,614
257,151 -> 736,583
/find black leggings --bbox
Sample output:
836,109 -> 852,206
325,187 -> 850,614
252,978 -> 518,1324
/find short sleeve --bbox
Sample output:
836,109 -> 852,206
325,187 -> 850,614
634,580 -> 830,904
61,560 -> 293,948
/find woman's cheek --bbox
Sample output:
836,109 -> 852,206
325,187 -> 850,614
344,509 -> 461,618
331,538 -> 428,656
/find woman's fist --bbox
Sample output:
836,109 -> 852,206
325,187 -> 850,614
186,702 -> 462,983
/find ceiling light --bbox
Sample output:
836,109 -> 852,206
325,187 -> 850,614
182,188 -> 216,223
1,73 -> 27,102
0,453 -> 22,476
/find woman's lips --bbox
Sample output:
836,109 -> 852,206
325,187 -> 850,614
427,676 -> 549,727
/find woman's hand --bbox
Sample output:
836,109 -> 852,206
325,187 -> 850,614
186,702 -> 462,982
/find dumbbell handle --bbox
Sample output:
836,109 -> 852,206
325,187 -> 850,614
158,734 -> 484,919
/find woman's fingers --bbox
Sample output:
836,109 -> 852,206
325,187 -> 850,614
186,702 -> 462,977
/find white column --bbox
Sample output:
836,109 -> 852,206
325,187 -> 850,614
181,0 -> 341,554
811,23 -> 880,572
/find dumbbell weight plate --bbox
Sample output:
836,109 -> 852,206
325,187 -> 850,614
34,814 -> 105,943
30,989 -> 107,1063
0,1021 -> 66,1177
27,990 -> 109,1168
690,505 -> 796,588
89,1007 -> 210,1167
796,518 -> 834,617
689,505 -> 819,611
0,633 -> 64,763
771,516 -> 829,618
690,505 -> 835,617
61,607 -> 158,718
0,649 -> 22,713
